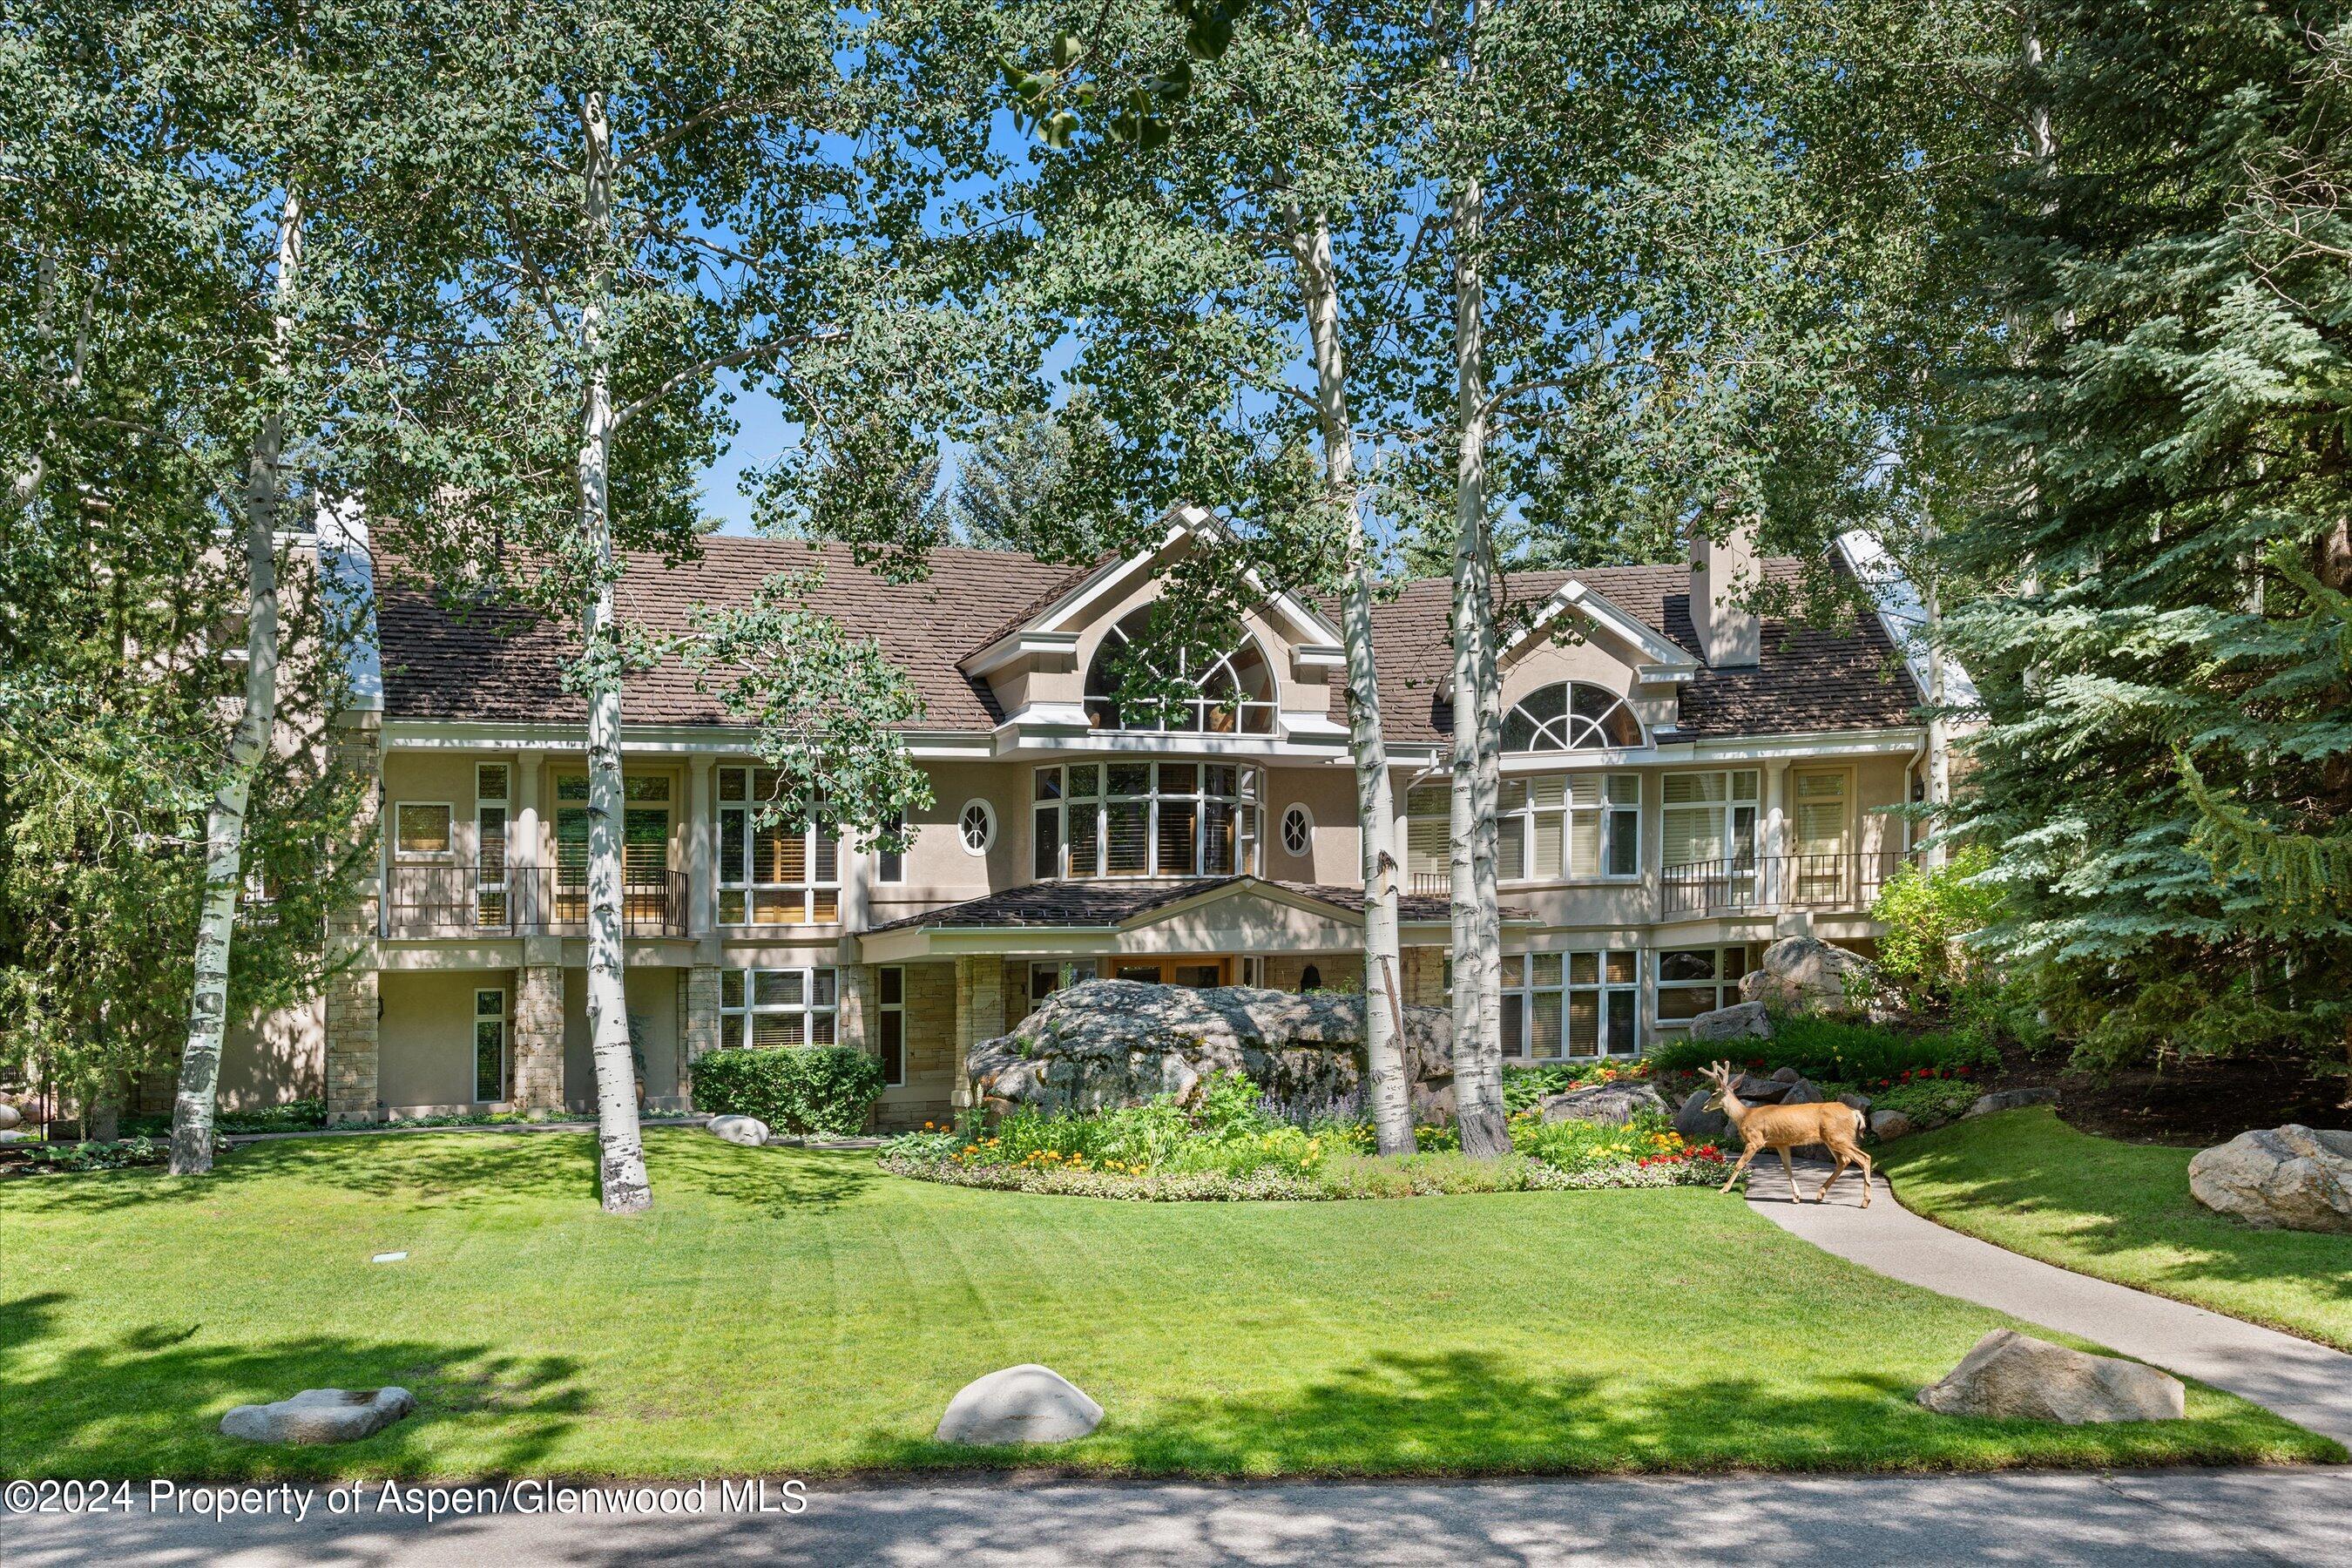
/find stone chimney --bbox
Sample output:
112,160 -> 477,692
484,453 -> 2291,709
1690,510 -> 1761,668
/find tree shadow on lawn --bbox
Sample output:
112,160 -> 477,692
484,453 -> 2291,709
1887,1141 -> 2352,1308
5,1128 -> 873,1218
854,1348 -> 2324,1477
0,1290 -> 589,1481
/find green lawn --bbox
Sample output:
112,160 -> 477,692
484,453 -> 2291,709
1881,1108 -> 2352,1352
0,1127 -> 2334,1481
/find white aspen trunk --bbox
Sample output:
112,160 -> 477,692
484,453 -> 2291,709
1449,150 -> 1510,1159
1922,528 -> 1950,870
577,91 -> 652,1214
169,189 -> 301,1176
1288,213 -> 1414,1156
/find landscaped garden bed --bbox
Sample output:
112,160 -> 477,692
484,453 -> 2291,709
875,1069 -> 1727,1200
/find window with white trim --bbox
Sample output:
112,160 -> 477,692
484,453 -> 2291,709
1661,769 -> 1759,869
394,802 -> 453,860
718,767 -> 839,925
875,812 -> 905,885
1500,951 -> 1639,1059
1085,606 -> 1275,734
1404,774 -> 1640,883
1656,945 -> 1750,1023
1032,761 -> 1260,879
1279,803 -> 1314,859
720,965 -> 839,1048
876,965 -> 905,1085
473,987 -> 507,1101
957,799 -> 996,855
475,765 -> 510,926
1502,681 -> 1644,752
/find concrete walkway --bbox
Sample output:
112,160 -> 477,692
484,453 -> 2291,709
1740,1152 -> 2352,1447
10,1468 -> 2351,1565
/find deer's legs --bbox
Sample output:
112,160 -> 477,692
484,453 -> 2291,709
1815,1152 -> 1848,1202
1718,1144 -> 1761,1195
1776,1146 -> 1798,1199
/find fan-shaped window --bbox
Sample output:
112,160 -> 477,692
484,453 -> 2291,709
1085,607 -> 1275,735
1502,682 -> 1644,753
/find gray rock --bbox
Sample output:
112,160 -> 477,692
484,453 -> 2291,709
1689,1001 -> 1773,1044
0,1102 -> 20,1131
1738,935 -> 1880,1019
0,1129 -> 31,1145
1537,1080 -> 1669,1126
1770,1065 -> 1802,1084
1675,1088 -> 1733,1145
706,1115 -> 769,1147
968,980 -> 1456,1120
2188,1125 -> 2352,1234
1778,1078 -> 1824,1106
1916,1330 -> 2184,1424
1963,1086 -> 2058,1119
1838,1092 -> 1874,1112
935,1364 -> 1103,1445
1870,1110 -> 1917,1141
1731,1073 -> 1793,1105
220,1388 -> 417,1445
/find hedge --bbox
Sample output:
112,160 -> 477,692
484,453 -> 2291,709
692,1046 -> 885,1136
1646,1013 -> 1999,1084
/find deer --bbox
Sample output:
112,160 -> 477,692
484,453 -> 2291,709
1698,1060 -> 1874,1207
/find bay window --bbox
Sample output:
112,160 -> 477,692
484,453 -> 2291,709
1500,950 -> 1640,1058
718,766 -> 838,925
720,965 -> 838,1047
1033,761 -> 1260,879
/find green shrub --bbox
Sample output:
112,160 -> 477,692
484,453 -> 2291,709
1499,1059 -> 1644,1112
1868,1075 -> 1980,1127
693,1046 -> 885,1136
1647,1013 -> 1997,1085
1872,846 -> 2005,1010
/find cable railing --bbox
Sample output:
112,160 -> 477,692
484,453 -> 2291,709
383,864 -> 691,939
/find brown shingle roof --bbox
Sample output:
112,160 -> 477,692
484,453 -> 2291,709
863,876 -> 1525,934
378,536 -> 1919,739
1357,558 -> 1921,745
378,537 -> 1070,729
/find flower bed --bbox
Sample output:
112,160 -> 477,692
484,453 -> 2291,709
877,1069 -> 1729,1201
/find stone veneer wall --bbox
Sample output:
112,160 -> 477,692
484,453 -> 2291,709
1262,953 -> 1364,995
950,955 -> 1005,1112
1400,945 -> 1449,1007
508,963 -> 566,1112
677,963 -> 722,1107
323,720 -> 382,1122
872,961 -> 957,1130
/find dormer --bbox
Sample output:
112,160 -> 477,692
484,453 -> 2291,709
958,507 -> 1349,754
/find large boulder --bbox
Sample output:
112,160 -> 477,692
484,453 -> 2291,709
706,1115 -> 769,1147
0,1101 -> 21,1131
1738,936 -> 1879,1019
221,1388 -> 417,1445
1538,1080 -> 1669,1126
1689,1001 -> 1772,1044
935,1364 -> 1103,1445
967,980 -> 1454,1119
1916,1331 -> 2184,1424
1869,1109 -> 1917,1141
2188,1125 -> 2352,1234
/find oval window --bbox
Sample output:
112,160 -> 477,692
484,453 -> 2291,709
1280,804 -> 1313,858
957,800 -> 996,856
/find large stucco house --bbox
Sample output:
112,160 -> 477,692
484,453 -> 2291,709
217,511 -> 1957,1129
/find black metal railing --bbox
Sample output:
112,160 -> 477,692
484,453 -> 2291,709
383,863 -> 692,939
1659,849 -> 1917,917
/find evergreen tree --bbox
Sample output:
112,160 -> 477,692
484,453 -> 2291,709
1943,3 -> 2352,1094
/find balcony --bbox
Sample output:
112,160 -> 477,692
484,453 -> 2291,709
383,863 -> 692,940
1659,849 -> 1917,918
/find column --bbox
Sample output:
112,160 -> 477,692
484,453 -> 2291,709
679,962 -> 722,1106
511,963 -> 566,1113
324,718 -> 382,1123
687,755 -> 714,937
514,748 -> 544,929
950,954 -> 1004,1110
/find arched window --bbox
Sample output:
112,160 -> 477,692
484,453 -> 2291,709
1501,681 -> 1644,753
1085,607 -> 1274,735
